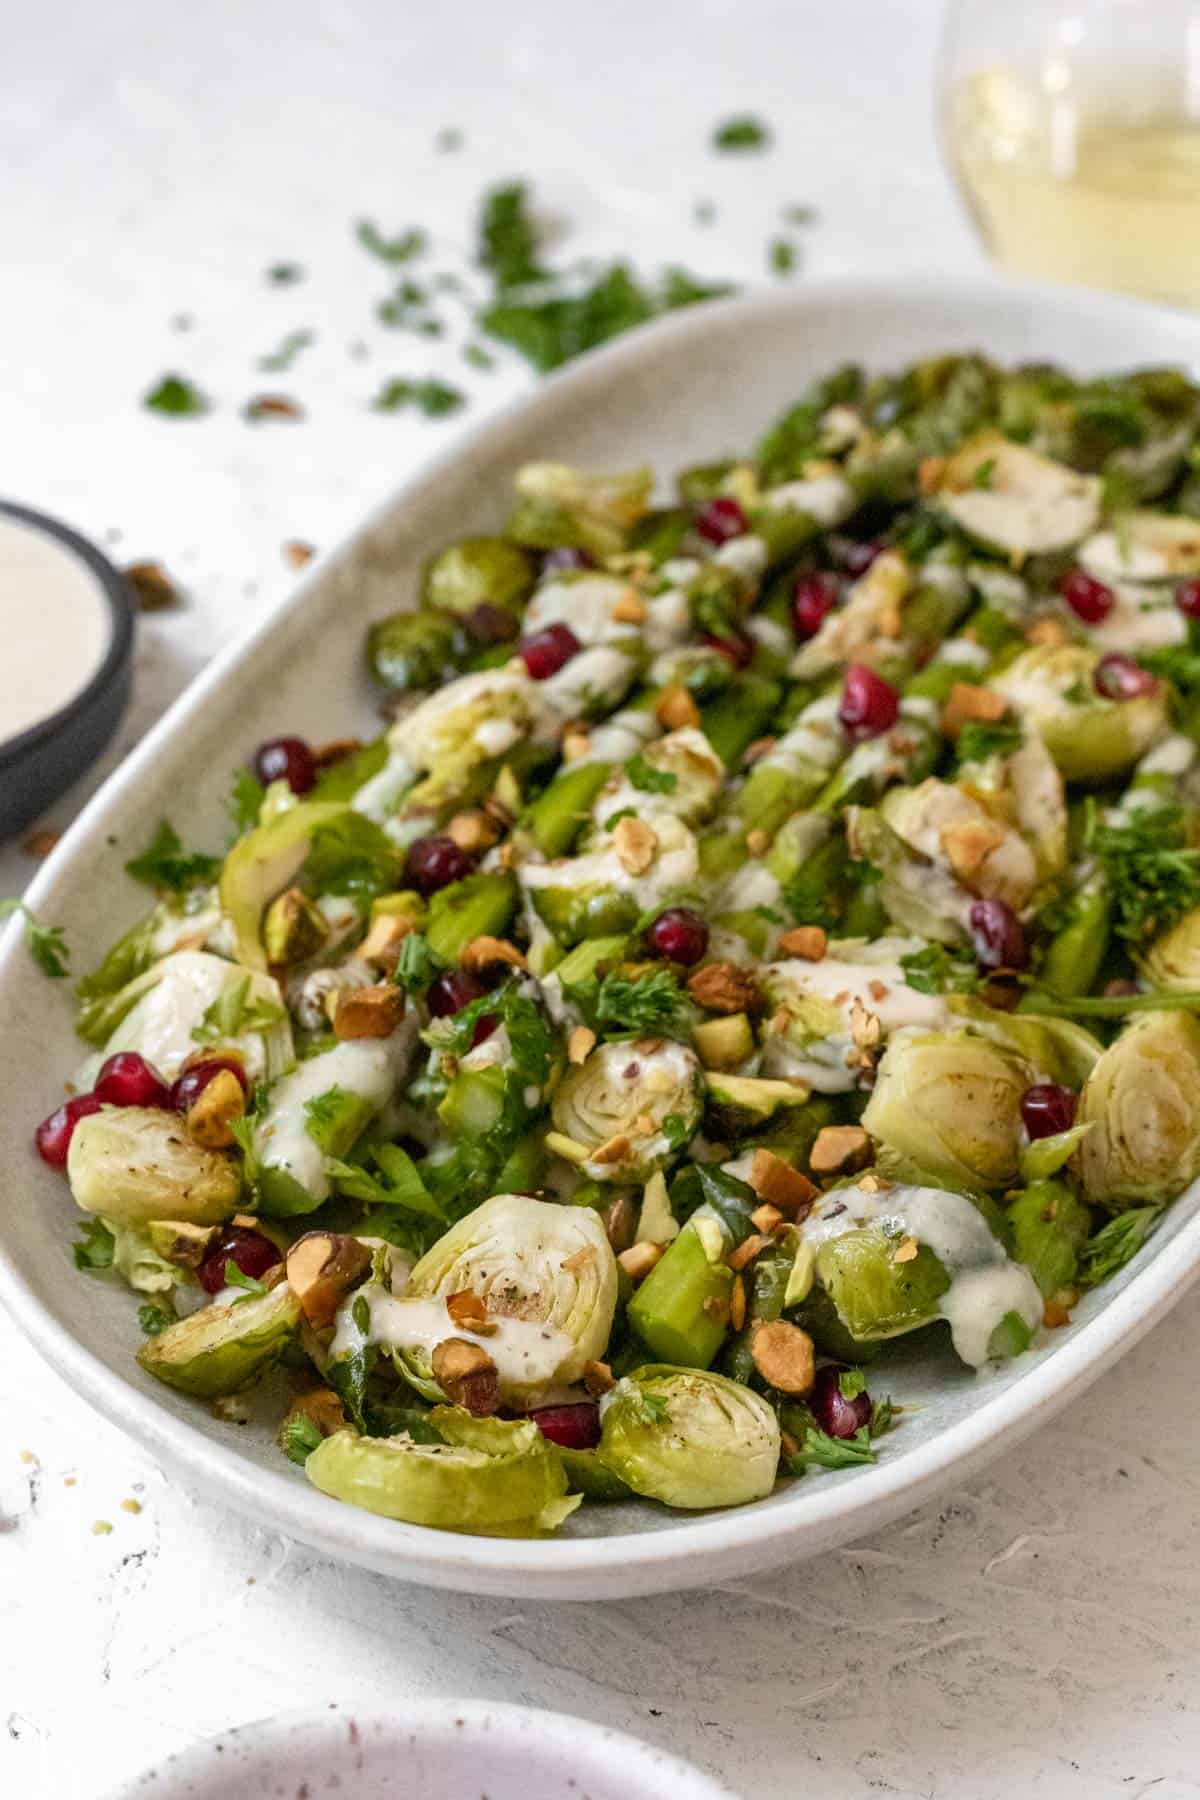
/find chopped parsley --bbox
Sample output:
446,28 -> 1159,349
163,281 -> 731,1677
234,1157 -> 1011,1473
769,238 -> 798,277
899,943 -> 981,997
144,373 -> 210,416
304,1086 -> 354,1146
137,1302 -> 174,1336
694,199 -> 716,226
564,968 -> 689,1038
266,262 -> 304,285
125,820 -> 220,893
192,974 -> 286,1044
355,221 -> 428,264
463,343 -> 495,371
434,126 -> 464,153
604,808 -> 637,830
0,899 -> 70,978
660,1112 -> 693,1153
627,754 -> 678,794
72,1218 -> 116,1271
371,377 -> 466,417
971,456 -> 997,489
955,719 -> 1024,765
280,1413 -> 325,1464
633,1389 -> 670,1426
226,767 -> 265,839
225,1262 -> 269,1302
258,330 -> 313,373
838,1367 -> 867,1401
327,1142 -> 444,1222
477,181 -> 546,291
393,931 -> 442,995
1078,1206 -> 1161,1287
711,115 -> 772,152
788,1424 -> 877,1472
1085,802 -> 1200,944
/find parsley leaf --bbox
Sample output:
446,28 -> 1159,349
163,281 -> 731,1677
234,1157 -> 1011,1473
137,1301 -> 174,1336
660,1112 -> 692,1153
225,1262 -> 268,1301
788,1424 -> 877,1472
144,373 -> 210,416
266,262 -> 304,286
1085,803 -> 1200,944
72,1218 -> 116,1271
303,812 -> 400,901
477,181 -> 546,290
899,943 -> 981,997
0,899 -> 70,977
563,968 -> 689,1038
280,1413 -> 325,1464
481,261 -> 734,376
356,220 -> 428,264
327,1291 -> 378,1429
125,820 -> 220,893
712,115 -> 772,152
838,1368 -> 867,1400
258,329 -> 313,373
304,1087 -> 354,1147
1078,1206 -> 1161,1287
971,456 -> 997,489
327,1141 -> 445,1222
394,932 -> 442,995
371,377 -> 466,418
226,767 -> 265,838
627,755 -> 678,795
192,974 -> 286,1044
768,238 -> 798,277
956,720 -> 1024,765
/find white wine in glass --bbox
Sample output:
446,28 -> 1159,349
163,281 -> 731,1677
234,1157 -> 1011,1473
940,0 -> 1200,307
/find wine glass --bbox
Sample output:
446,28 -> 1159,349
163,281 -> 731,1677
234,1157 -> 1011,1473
938,0 -> 1200,307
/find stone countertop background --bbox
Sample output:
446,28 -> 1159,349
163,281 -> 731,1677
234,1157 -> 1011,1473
3,2 -> 1198,1795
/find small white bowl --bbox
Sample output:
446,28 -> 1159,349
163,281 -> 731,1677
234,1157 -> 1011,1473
104,1700 -> 737,1799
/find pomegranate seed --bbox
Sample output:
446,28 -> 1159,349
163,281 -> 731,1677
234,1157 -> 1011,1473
701,631 -> 753,669
520,622 -> 581,680
541,546 -> 596,574
645,907 -> 709,966
1021,1083 -> 1077,1140
427,969 -> 488,1018
968,898 -> 1028,971
252,735 -> 316,794
169,1057 -> 249,1113
832,537 -> 882,577
791,572 -> 838,640
1094,653 -> 1158,701
695,497 -> 749,546
1176,578 -> 1200,620
404,834 -> 476,896
471,1012 -> 500,1047
465,602 -> 518,645
838,663 -> 899,740
34,1094 -> 102,1167
197,1228 -> 282,1295
809,1366 -> 872,1440
93,1051 -> 171,1110
1057,568 -> 1114,625
529,1402 -> 602,1450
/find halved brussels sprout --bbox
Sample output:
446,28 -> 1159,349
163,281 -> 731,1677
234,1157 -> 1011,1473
367,609 -> 464,693
598,1366 -> 780,1509
790,549 -> 912,678
947,999 -> 1103,1089
883,779 -> 1038,913
68,1106 -> 242,1225
590,728 -> 725,833
521,813 -> 701,948
862,1026 -> 1034,1191
1079,510 -> 1200,585
551,1039 -> 705,1182
306,1411 -> 577,1536
815,1226 -> 951,1339
87,950 -> 292,1085
1074,1011 -> 1200,1209
992,646 -> 1168,785
935,433 -> 1101,556
402,1193 -> 618,1402
1139,906 -> 1200,991
507,462 -> 654,557
422,536 -> 536,617
760,938 -> 948,1093
385,668 -> 557,800
137,1283 -> 301,1397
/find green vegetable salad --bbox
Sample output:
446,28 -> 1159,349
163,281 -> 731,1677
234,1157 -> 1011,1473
41,351 -> 1200,1537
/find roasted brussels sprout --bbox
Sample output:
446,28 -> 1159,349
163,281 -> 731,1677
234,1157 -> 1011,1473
598,1365 -> 780,1509
550,1039 -> 705,1182
306,1410 -> 578,1535
88,950 -> 293,1085
507,462 -> 654,557
1074,1011 -> 1200,1209
367,609 -> 464,693
137,1283 -> 301,1397
992,646 -> 1168,786
68,1106 -> 242,1225
862,1026 -> 1034,1191
935,433 -> 1101,556
1139,906 -> 1200,991
422,535 -> 536,617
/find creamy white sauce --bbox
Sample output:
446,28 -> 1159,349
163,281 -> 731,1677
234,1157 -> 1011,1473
712,534 -> 768,585
764,473 -> 854,528
524,573 -> 641,648
101,950 -> 291,1081
539,645 -> 636,718
719,863 -> 784,913
1086,585 -> 1187,655
0,512 -> 113,740
801,1182 -> 1042,1368
1139,732 -> 1196,778
257,1036 -> 401,1202
337,1289 -> 575,1392
761,948 -> 947,1090
352,746 -> 416,822
764,692 -> 845,774
579,707 -> 659,766
936,639 -> 992,670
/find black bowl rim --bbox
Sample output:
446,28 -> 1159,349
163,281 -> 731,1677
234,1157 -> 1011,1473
0,498 -> 135,773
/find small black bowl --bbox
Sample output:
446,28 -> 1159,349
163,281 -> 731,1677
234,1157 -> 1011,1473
0,500 -> 135,840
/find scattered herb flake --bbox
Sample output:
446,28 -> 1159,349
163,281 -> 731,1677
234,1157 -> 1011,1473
280,1413 -> 325,1464
394,932 -> 442,995
434,126 -> 464,153
478,181 -> 546,290
258,330 -> 313,373
144,373 -> 209,417
371,376 -> 466,417
125,821 -> 220,893
956,719 -> 1024,765
226,767 -> 265,839
0,899 -> 70,978
627,754 -> 678,794
137,1302 -> 173,1336
266,262 -> 304,286
225,1261 -> 269,1302
463,342 -> 495,371
712,115 -> 772,153
1078,1206 -> 1161,1287
769,238 -> 798,277
356,221 -> 428,264
72,1218 -> 116,1271
899,942 -> 981,997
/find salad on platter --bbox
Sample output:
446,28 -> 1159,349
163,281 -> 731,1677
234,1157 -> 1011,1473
36,350 -> 1200,1538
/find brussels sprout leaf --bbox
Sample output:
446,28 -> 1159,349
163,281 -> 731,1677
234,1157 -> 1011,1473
626,755 -> 678,794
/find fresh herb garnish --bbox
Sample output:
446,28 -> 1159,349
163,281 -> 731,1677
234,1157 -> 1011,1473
356,221 -> 428,264
463,343 -> 495,371
712,115 -> 772,152
627,754 -> 678,794
769,238 -> 798,277
225,1262 -> 269,1301
125,820 -> 220,893
564,968 -> 689,1038
192,974 -> 286,1044
371,377 -> 466,417
72,1218 -> 116,1271
478,181 -> 546,291
280,1413 -> 325,1464
838,1368 -> 867,1400
144,373 -> 210,416
303,811 -> 400,900
0,899 -> 70,978
304,1087 -> 353,1146
327,1142 -> 444,1222
604,808 -> 638,830
956,719 -> 1023,765
326,1292 -> 378,1431
899,943 -> 981,997
1078,1206 -> 1161,1286
394,932 -> 442,995
971,456 -> 997,489
226,767 -> 265,838
137,1302 -> 173,1336
660,1112 -> 693,1154
1085,803 -> 1200,943
789,1424 -> 877,1472
266,262 -> 304,286
258,329 -> 313,373
633,1389 -> 670,1426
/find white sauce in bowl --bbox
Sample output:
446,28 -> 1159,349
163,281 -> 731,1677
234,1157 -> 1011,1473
0,512 -> 113,741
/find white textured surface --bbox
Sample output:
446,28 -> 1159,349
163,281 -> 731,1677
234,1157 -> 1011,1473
3,3 -> 1196,1796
